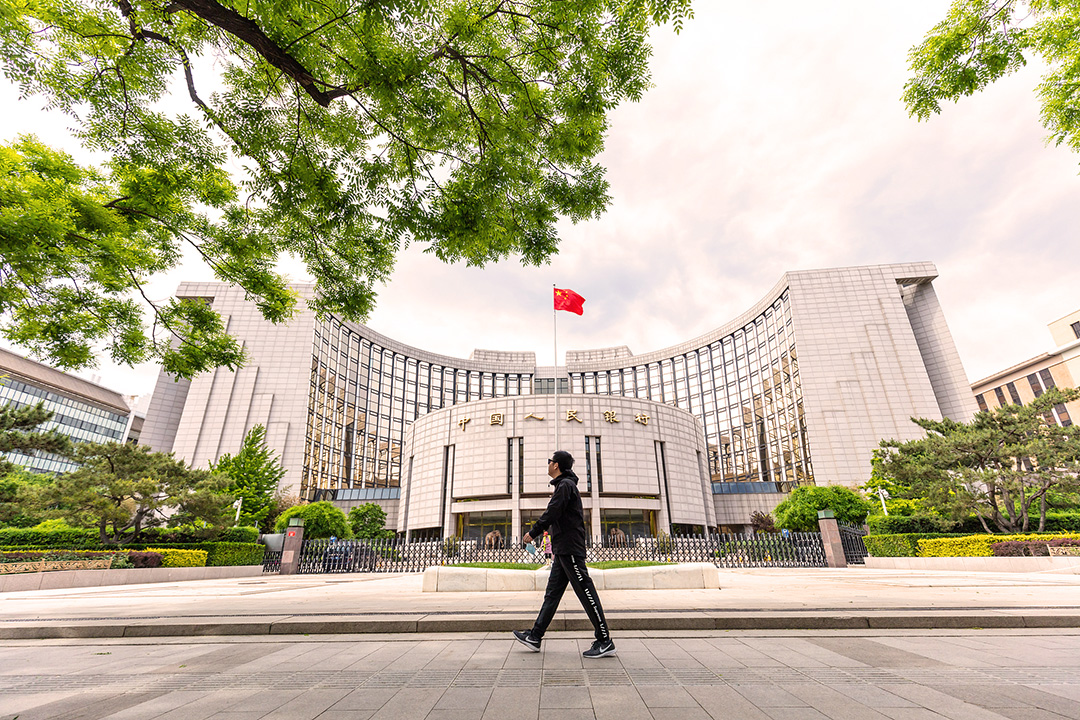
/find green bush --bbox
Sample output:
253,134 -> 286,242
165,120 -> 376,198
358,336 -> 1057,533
144,548 -> 207,567
0,527 -> 99,548
918,533 -> 1080,557
273,502 -> 351,539
140,525 -> 260,544
867,515 -> 960,535
863,533 -> 960,557
774,486 -> 872,531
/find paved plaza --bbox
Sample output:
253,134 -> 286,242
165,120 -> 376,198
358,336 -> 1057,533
2,629 -> 1080,719
2,568 -> 1080,718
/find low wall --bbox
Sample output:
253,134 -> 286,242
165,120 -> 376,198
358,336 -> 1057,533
422,563 -> 720,592
864,556 -> 1080,574
0,565 -> 265,593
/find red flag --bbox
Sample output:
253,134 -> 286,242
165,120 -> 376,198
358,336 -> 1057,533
554,288 -> 585,315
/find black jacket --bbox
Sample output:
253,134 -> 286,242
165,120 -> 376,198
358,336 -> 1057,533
528,470 -> 587,557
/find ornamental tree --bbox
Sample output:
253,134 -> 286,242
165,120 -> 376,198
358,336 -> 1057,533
877,387 -> 1080,533
211,424 -> 285,532
348,502 -> 394,539
0,0 -> 692,378
905,1 -> 1080,160
0,398 -> 73,475
28,441 -> 234,544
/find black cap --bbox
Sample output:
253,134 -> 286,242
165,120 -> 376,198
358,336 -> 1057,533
551,450 -> 574,472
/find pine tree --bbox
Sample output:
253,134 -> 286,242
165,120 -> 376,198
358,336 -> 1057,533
0,400 -> 74,475
212,425 -> 286,532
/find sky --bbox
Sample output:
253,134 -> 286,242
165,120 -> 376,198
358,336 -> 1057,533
3,1 -> 1079,404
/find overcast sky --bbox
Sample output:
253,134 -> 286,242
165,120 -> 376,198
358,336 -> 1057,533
3,1 -> 1079,403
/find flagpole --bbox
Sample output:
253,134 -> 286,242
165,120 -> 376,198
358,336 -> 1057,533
553,283 -> 559,452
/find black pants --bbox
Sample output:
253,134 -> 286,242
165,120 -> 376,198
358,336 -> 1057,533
531,554 -> 610,642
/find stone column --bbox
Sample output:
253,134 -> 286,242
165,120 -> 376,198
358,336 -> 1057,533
817,510 -> 847,568
279,517 -> 306,575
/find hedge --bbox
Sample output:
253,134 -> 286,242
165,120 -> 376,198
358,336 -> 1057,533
0,526 -> 261,548
918,533 -> 1080,557
867,512 -> 1080,536
1,550 -> 118,563
0,527 -> 99,548
863,533 -> 959,557
123,542 -> 263,566
144,548 -> 207,567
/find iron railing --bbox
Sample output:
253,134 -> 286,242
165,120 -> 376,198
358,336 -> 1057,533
263,530 -> 860,574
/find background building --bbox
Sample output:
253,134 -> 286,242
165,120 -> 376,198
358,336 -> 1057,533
0,348 -> 137,474
140,262 -> 977,534
971,309 -> 1080,425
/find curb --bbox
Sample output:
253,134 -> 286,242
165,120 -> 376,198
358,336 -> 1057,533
3,613 -> 1078,639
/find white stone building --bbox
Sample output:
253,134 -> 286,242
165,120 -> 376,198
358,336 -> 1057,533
140,262 -> 977,535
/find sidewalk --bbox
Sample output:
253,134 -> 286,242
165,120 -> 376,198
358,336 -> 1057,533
3,567 -> 1080,639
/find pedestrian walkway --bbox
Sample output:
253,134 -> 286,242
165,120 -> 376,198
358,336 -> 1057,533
2,567 -> 1080,638
2,628 -> 1079,719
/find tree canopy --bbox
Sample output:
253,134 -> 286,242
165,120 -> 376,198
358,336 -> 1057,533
877,387 -> 1080,533
905,0 -> 1080,160
0,0 -> 691,378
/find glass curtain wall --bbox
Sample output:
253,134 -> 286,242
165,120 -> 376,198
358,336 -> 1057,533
0,377 -> 128,475
302,318 -> 533,496
569,291 -> 813,487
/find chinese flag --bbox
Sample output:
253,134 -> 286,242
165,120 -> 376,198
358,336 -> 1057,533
554,288 -> 585,315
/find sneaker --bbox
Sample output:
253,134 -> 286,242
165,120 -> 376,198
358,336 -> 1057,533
582,639 -> 617,658
513,629 -> 541,652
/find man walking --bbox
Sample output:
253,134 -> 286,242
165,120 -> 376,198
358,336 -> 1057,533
514,450 -> 616,658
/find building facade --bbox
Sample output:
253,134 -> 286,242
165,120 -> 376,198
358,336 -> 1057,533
141,262 -> 977,534
0,348 -> 135,474
971,309 -> 1080,425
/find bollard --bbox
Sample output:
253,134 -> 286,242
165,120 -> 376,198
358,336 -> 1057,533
816,509 -> 847,568
279,517 -> 306,575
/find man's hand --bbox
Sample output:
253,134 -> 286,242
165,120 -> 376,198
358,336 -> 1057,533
523,532 -> 533,544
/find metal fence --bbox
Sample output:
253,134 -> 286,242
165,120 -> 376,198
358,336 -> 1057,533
838,522 -> 868,565
262,530 -> 857,574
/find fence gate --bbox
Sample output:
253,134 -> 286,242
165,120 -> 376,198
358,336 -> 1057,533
838,522 -> 868,565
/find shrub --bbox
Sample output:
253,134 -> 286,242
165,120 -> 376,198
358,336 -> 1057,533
144,548 -> 207,567
867,515 -> 959,535
140,525 -> 260,544
110,553 -> 134,569
0,527 -> 99,548
919,534 -> 1080,557
273,501 -> 351,539
127,551 -> 163,568
750,511 -> 777,534
774,486 -> 871,532
863,533 -> 959,557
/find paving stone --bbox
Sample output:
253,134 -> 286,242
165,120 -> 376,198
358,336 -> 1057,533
779,682 -> 894,720
635,685 -> 700,708
432,686 -> 494,710
648,708 -> 712,720
683,685 -> 773,720
589,686 -> 651,720
728,683 -> 807,708
481,686 -> 540,720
